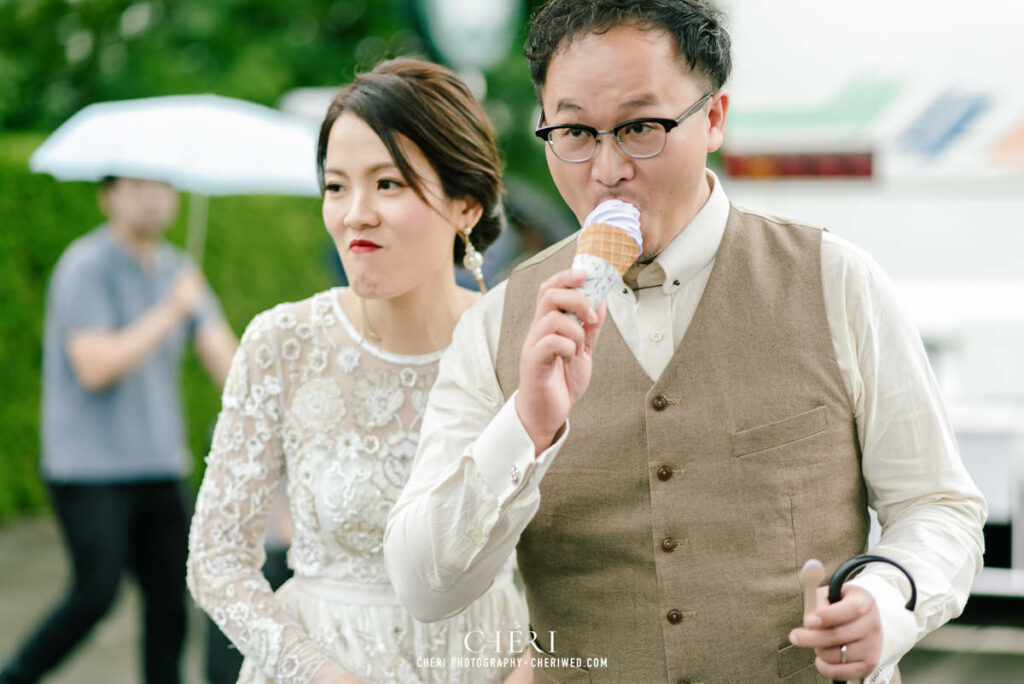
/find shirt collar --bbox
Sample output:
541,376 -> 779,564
648,168 -> 729,294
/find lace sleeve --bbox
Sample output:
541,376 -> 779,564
187,311 -> 346,684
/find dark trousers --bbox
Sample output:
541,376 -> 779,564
1,480 -> 188,684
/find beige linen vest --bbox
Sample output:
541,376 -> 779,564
495,207 -> 873,683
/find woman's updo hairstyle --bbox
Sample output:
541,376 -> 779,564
316,58 -> 505,263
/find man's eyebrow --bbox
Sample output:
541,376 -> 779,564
553,96 -> 660,116
619,96 -> 659,110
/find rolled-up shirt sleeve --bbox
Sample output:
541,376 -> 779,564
385,283 -> 565,622
821,232 -> 987,683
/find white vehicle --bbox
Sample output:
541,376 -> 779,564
720,77 -> 1024,597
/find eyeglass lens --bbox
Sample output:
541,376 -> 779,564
549,121 -> 667,162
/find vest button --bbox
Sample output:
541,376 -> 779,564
656,465 -> 673,481
666,608 -> 683,624
651,394 -> 669,411
660,537 -> 678,552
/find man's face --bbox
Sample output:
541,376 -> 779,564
101,178 -> 179,238
540,25 -> 727,259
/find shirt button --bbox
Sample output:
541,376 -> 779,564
649,330 -> 664,342
667,609 -> 683,624
651,394 -> 669,411
510,465 -> 521,486
468,529 -> 484,542
656,465 -> 673,481
660,537 -> 678,552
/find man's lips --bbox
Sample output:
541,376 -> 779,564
349,239 -> 381,253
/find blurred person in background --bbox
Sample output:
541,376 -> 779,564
0,176 -> 237,684
187,58 -> 530,684
385,1 -> 987,682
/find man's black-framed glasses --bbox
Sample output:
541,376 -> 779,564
535,91 -> 715,163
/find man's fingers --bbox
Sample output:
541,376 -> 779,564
524,283 -> 594,350
792,584 -> 881,680
814,655 -> 873,681
812,640 -> 877,680
537,269 -> 587,297
810,585 -> 873,628
534,270 -> 593,324
580,301 -> 606,354
526,311 -> 586,356
819,642 -> 854,664
790,620 -> 865,650
531,334 -> 578,365
534,286 -> 594,326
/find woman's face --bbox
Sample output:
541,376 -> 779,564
322,112 -> 466,300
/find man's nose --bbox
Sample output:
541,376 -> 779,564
590,136 -> 634,187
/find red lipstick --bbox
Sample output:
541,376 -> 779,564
349,239 -> 381,254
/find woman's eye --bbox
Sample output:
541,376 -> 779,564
324,182 -> 344,193
378,179 -> 403,191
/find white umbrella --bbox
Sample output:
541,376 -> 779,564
30,94 -> 322,260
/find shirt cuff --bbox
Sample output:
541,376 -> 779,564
847,572 -> 919,684
471,390 -> 567,506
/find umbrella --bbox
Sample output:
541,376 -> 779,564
30,94 -> 322,260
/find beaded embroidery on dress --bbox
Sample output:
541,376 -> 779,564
188,289 -> 526,684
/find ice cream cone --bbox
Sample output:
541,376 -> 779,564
576,221 -> 641,276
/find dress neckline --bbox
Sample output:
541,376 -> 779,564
329,288 -> 445,366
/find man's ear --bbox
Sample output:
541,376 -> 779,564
706,90 -> 729,154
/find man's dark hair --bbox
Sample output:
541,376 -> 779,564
525,0 -> 731,99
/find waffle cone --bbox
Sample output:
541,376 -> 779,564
576,222 -> 640,275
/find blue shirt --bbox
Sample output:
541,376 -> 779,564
41,226 -> 222,482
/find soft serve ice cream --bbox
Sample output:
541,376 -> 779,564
569,199 -> 643,320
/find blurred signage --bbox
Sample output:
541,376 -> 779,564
898,91 -> 990,159
723,152 -> 873,178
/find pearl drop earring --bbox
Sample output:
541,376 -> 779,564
460,227 -> 486,293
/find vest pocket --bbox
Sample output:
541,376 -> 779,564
777,643 -> 820,680
530,640 -> 593,684
532,665 -> 593,684
731,405 -> 828,459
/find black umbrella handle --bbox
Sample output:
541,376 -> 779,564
827,554 -> 917,684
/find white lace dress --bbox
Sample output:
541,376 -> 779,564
187,289 -> 527,684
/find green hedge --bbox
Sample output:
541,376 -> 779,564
0,131 -> 334,520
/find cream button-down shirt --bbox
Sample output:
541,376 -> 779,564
385,171 -> 986,683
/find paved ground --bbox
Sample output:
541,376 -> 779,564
0,517 -> 205,684
2,515 -> 1023,683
